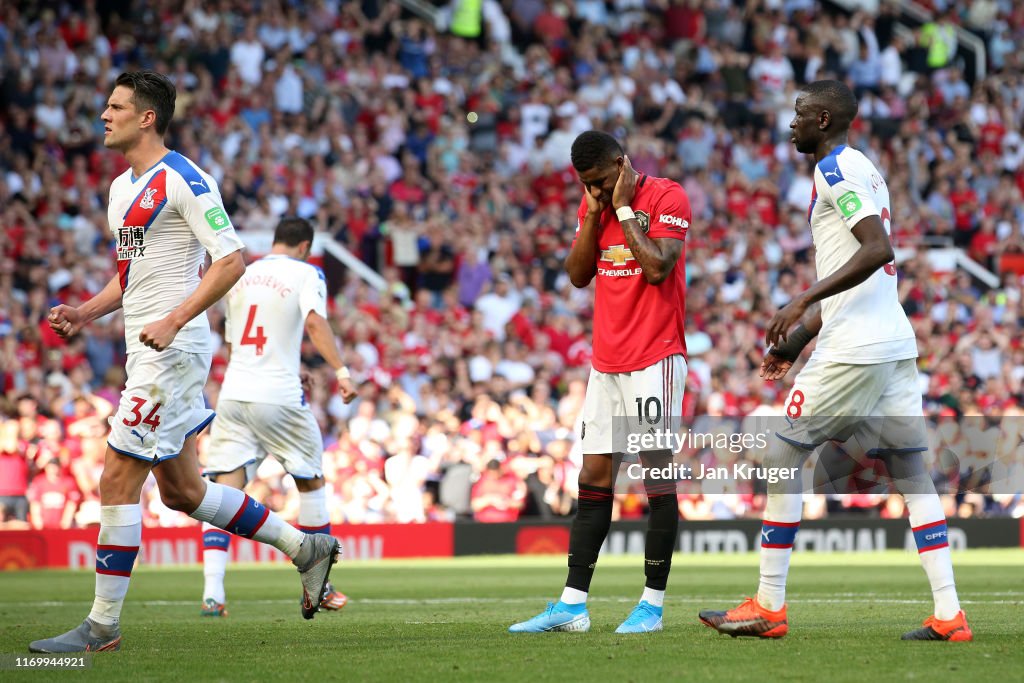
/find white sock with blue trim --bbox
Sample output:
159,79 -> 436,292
190,480 -> 304,559
756,438 -> 808,612
756,494 -> 803,612
201,522 -> 231,604
89,504 -> 142,627
905,493 -> 960,620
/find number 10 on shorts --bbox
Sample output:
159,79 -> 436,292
635,397 -> 663,425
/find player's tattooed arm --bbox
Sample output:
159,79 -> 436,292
612,155 -> 683,284
619,222 -> 684,285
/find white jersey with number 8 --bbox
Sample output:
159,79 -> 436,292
808,144 -> 916,364
219,255 -> 328,407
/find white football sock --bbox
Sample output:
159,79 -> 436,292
905,493 -> 960,620
298,487 -> 330,532
756,494 -> 803,612
201,522 -> 231,604
641,587 -> 665,608
756,438 -> 810,612
559,587 -> 588,605
190,480 -> 304,559
89,504 -> 142,626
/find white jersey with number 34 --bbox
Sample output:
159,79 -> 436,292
807,144 -> 916,364
219,255 -> 328,406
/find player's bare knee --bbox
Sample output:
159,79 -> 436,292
98,456 -> 148,503
579,458 -> 613,488
295,476 -> 325,493
159,483 -> 205,512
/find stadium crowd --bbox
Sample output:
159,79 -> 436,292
1,0 -> 1023,531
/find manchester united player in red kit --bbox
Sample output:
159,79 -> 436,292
510,131 -> 690,634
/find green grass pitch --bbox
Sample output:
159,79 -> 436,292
1,550 -> 1021,682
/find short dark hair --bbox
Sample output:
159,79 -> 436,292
274,216 -> 314,247
801,79 -> 858,129
115,71 -> 176,135
570,130 -> 623,172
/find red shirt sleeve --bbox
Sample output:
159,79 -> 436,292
647,184 -> 690,241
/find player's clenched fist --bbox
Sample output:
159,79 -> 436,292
48,305 -> 84,338
138,316 -> 181,351
338,378 -> 357,404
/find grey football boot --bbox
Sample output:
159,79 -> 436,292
294,534 -> 342,619
29,618 -> 121,653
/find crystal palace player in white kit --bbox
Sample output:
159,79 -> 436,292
32,72 -> 340,654
700,80 -> 971,641
199,217 -> 357,617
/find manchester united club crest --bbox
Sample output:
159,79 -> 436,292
635,210 -> 650,234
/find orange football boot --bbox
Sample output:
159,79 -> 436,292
319,582 -> 348,611
699,597 -> 788,638
901,611 -> 973,641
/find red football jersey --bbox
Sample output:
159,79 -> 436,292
573,174 -> 690,372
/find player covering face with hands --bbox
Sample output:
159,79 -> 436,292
510,131 -> 691,634
31,72 -> 341,655
699,80 -> 971,642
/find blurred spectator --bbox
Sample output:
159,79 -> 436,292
471,459 -> 526,522
28,458 -> 80,529
0,420 -> 29,522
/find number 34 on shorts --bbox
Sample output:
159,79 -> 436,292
106,348 -> 215,463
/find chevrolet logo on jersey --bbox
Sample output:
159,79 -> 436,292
600,244 -> 635,266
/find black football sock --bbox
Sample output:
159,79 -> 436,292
565,484 -> 614,592
643,488 -> 679,591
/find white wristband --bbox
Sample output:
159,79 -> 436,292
335,367 -> 351,381
616,206 -> 635,222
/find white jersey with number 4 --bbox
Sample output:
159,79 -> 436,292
807,144 -> 916,364
219,255 -> 328,407
109,151 -> 243,355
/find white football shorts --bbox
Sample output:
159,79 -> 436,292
203,399 -> 324,482
579,354 -> 687,455
775,356 -> 927,454
107,349 -> 214,463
